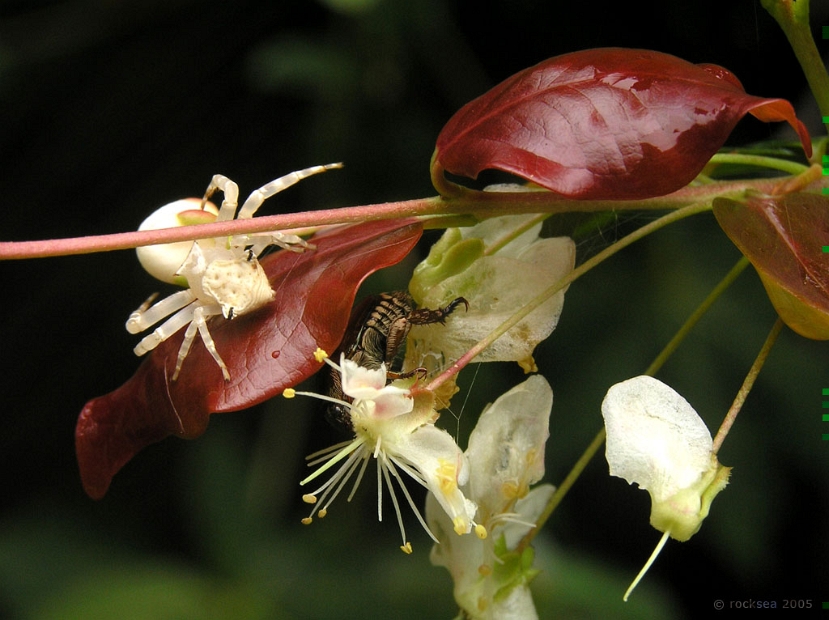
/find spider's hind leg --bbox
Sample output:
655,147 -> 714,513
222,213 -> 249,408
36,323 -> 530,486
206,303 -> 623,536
173,305 -> 230,381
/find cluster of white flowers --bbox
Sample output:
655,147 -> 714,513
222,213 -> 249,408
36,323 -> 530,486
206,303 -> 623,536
287,350 -> 555,618
280,214 -> 734,614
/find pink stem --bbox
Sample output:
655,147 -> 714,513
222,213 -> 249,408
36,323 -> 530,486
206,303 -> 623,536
1,175 -> 804,260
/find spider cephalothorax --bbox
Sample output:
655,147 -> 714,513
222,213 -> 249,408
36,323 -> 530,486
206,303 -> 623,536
126,163 -> 342,380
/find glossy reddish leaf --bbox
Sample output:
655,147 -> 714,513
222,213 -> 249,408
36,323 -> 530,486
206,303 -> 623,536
713,193 -> 829,339
76,219 -> 423,499
433,48 -> 811,199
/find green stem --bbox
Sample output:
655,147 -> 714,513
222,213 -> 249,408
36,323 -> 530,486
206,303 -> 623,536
762,0 -> 829,134
484,213 -> 549,256
707,153 -> 810,176
517,426 -> 607,553
711,318 -> 784,454
644,256 -> 751,376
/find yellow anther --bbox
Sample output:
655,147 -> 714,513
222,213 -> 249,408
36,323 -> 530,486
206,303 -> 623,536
283,388 -> 296,398
475,524 -> 488,539
318,509 -> 328,518
302,494 -> 317,504
313,348 -> 329,363
301,517 -> 313,525
453,517 -> 469,535
401,542 -> 413,554
436,459 -> 458,494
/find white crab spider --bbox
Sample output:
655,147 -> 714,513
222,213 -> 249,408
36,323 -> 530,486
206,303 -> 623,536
126,162 -> 342,381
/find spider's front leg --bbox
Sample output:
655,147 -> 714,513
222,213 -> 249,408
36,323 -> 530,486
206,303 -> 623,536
236,162 -> 343,219
243,231 -> 314,258
236,163 -> 342,255
126,289 -> 197,350
201,174 -> 241,222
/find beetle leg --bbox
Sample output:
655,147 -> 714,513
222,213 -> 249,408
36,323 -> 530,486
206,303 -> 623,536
387,367 -> 428,382
407,296 -> 469,326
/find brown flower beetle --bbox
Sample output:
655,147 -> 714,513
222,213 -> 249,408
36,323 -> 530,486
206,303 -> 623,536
325,291 -> 468,430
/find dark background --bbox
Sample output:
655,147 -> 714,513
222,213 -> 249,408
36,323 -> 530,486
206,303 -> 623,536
0,1 -> 827,618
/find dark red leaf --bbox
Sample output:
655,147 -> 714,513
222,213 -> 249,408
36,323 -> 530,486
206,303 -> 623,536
433,48 -> 811,199
713,193 -> 829,340
76,219 -> 422,499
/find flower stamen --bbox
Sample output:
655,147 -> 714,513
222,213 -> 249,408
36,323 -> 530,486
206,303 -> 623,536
387,457 -> 444,534
346,449 -> 373,503
379,453 -> 408,548
286,348 -> 477,549
300,437 -> 363,486
306,444 -> 366,517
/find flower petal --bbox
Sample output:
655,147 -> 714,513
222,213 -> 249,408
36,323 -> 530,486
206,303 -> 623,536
339,356 -> 389,396
395,424 -> 477,534
502,483 -> 555,550
466,375 -> 553,521
601,376 -> 713,502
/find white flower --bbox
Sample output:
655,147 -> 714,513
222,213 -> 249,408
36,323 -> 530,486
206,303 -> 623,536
601,375 -> 730,541
428,376 -> 554,619
407,214 -> 575,376
285,350 -> 478,553
601,375 -> 731,600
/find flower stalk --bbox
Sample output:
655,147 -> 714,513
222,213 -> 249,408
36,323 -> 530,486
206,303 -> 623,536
711,317 -> 785,454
